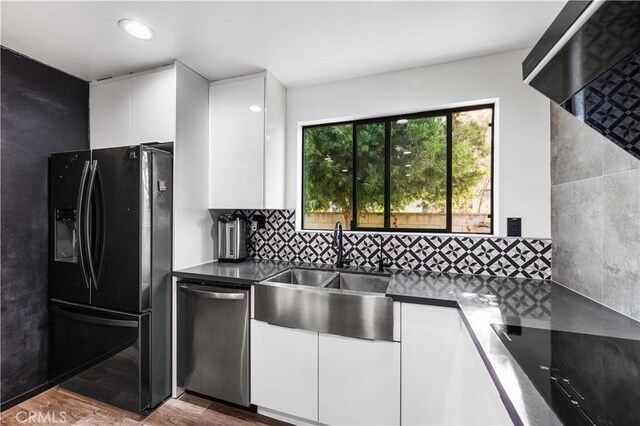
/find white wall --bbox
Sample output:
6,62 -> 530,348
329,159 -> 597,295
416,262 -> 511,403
286,49 -> 550,238
174,62 -> 213,268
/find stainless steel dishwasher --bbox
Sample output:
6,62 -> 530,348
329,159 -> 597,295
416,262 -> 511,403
177,281 -> 250,406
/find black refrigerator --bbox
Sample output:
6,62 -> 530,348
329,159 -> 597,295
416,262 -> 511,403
48,145 -> 172,413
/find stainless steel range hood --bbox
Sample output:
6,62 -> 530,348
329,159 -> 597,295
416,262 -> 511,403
523,0 -> 640,159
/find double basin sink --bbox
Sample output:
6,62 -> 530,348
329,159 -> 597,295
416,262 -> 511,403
254,268 -> 395,341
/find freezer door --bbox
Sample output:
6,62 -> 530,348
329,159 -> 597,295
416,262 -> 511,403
49,299 -> 151,413
89,146 -> 143,312
50,150 -> 92,304
149,150 -> 173,407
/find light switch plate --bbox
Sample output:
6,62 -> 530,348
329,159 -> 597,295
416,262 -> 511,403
507,217 -> 522,237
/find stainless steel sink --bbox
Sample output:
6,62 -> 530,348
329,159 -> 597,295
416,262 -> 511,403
263,268 -> 336,287
255,268 -> 394,341
324,272 -> 390,294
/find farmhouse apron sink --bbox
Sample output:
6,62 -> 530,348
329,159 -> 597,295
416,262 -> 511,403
255,268 -> 394,341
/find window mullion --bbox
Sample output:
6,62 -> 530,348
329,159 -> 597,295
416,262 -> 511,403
384,120 -> 391,229
446,113 -> 453,233
352,123 -> 357,230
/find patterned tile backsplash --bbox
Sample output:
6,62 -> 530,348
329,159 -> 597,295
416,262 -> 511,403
237,210 -> 552,279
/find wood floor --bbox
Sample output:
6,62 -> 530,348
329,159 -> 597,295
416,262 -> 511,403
1,387 -> 290,425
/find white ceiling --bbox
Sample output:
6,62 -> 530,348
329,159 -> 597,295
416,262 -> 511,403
1,1 -> 566,87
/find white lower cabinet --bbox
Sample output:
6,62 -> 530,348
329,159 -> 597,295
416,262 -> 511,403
401,303 -> 463,425
460,327 -> 513,426
250,320 -> 318,422
401,303 -> 513,426
251,304 -> 512,426
318,333 -> 400,426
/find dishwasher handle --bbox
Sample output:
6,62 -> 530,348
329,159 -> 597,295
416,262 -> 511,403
179,285 -> 245,300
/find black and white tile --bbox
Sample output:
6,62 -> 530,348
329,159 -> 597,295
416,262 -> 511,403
237,210 -> 552,279
584,47 -> 640,159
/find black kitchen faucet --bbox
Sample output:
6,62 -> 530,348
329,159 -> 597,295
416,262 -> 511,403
332,221 -> 352,268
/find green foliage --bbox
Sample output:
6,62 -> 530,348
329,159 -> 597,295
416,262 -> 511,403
390,117 -> 447,212
303,124 -> 353,221
355,123 -> 385,212
452,112 -> 492,212
303,110 -> 491,222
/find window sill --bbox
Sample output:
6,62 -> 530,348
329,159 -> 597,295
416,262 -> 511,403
296,228 -> 501,238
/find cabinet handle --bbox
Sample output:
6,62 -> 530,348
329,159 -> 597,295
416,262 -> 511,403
179,285 -> 245,300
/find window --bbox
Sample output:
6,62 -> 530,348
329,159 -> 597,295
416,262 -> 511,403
302,104 -> 494,234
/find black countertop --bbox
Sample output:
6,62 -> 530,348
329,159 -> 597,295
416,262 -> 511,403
174,260 -> 640,425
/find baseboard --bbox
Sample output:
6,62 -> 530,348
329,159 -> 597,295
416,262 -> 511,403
0,381 -> 52,412
257,406 -> 322,426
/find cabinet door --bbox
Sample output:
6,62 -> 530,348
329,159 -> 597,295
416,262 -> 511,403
209,75 -> 265,209
461,327 -> 513,426
460,325 -> 477,426
263,72 -> 286,209
130,68 -> 176,145
319,333 -> 400,426
90,79 -> 130,149
401,303 -> 462,425
90,67 -> 176,150
250,320 -> 318,421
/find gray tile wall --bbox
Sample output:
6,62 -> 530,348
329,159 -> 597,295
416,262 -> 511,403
551,102 -> 640,320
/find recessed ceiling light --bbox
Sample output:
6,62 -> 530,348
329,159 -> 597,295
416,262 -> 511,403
118,19 -> 155,40
396,119 -> 409,124
249,105 -> 263,113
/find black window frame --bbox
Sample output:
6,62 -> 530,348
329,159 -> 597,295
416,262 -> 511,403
301,103 -> 495,234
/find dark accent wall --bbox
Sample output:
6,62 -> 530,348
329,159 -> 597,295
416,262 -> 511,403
1,47 -> 89,408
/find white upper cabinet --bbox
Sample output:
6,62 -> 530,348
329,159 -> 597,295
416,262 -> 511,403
209,72 -> 286,209
263,72 -> 286,209
209,74 -> 265,209
89,78 -> 130,149
129,69 -> 176,145
90,65 -> 176,149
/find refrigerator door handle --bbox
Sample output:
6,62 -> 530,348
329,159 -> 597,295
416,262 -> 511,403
51,304 -> 138,328
77,160 -> 91,289
85,160 -> 100,289
94,164 -> 105,285
179,285 -> 245,300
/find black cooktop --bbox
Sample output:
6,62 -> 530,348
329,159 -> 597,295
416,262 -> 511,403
492,323 -> 640,426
